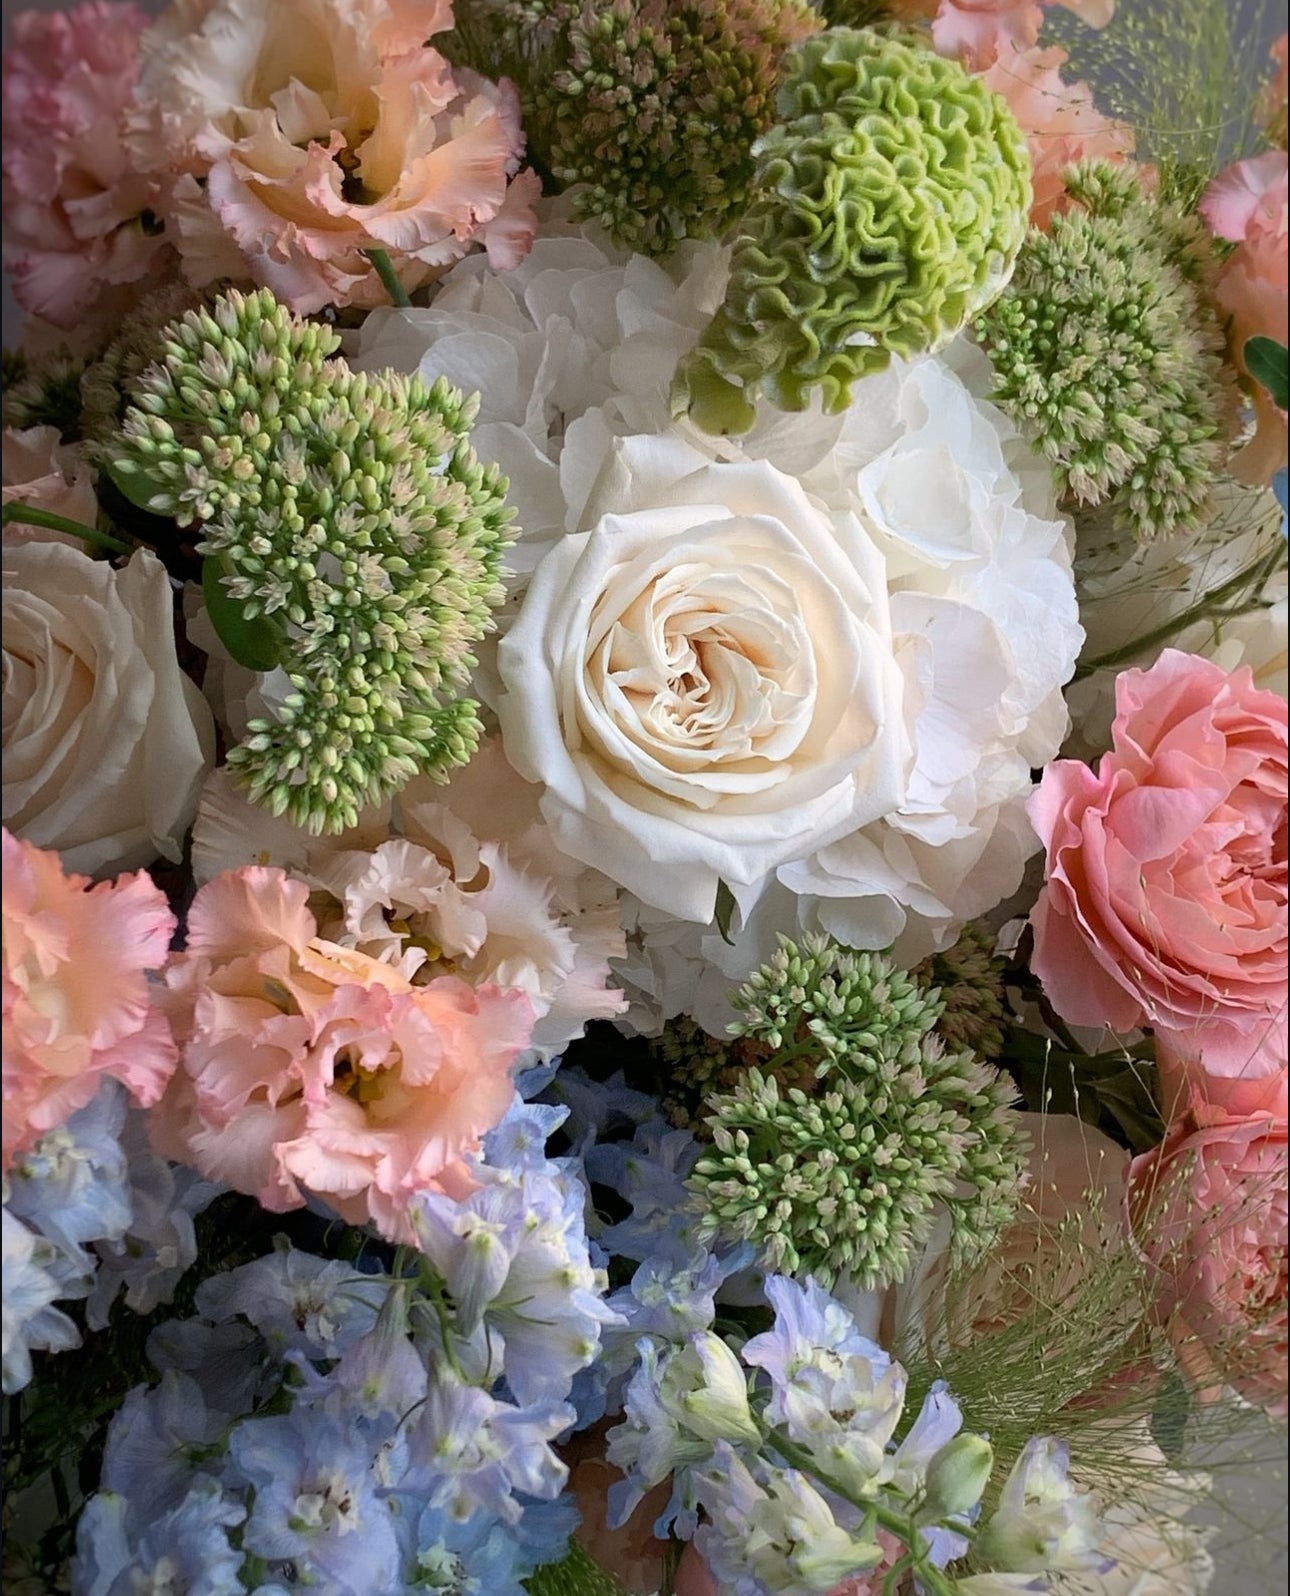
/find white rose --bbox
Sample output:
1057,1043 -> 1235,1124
495,433 -> 910,923
2,544 -> 215,875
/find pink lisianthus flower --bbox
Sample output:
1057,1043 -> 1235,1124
1,1 -> 167,328
1130,1102 -> 1288,1419
129,0 -> 540,313
933,0 -> 1113,72
982,44 -> 1134,227
1199,149 -> 1289,484
151,867 -> 534,1241
1028,649 -> 1287,1083
1,829 -> 176,1170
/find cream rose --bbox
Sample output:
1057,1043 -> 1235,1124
2,544 -> 214,875
2,426 -> 99,549
495,434 -> 910,923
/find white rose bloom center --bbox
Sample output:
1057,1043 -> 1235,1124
497,437 -> 910,923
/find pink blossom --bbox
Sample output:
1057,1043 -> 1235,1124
2,828 -> 176,1169
129,0 -> 539,313
2,426 -> 99,548
933,0 -> 1113,72
152,867 -> 534,1240
1130,1102 -> 1288,1419
982,44 -> 1134,227
1029,649 -> 1287,1082
1,2 -> 166,327
1199,150 -> 1289,484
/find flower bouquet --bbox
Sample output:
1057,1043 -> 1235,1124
2,0 -> 1287,1593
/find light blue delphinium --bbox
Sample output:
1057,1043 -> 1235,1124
193,1245 -> 392,1361
412,1099 -> 620,1406
5,1084 -> 132,1263
99,1372 -> 227,1518
1,1207 -> 84,1394
73,1479 -> 247,1596
229,1408 -> 403,1594
694,1443 -> 885,1595
976,1437 -> 1111,1576
585,1118 -> 708,1267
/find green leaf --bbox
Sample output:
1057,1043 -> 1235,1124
1245,336 -> 1289,412
201,556 -> 283,673
714,879 -> 738,946
1150,1368 -> 1191,1463
103,454 -> 179,516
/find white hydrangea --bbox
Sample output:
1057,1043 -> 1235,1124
362,223 -> 1083,1026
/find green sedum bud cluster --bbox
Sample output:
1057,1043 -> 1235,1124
689,935 -> 1028,1291
673,26 -> 1032,433
976,160 -> 1239,542
653,1014 -> 815,1135
107,288 -> 515,834
912,919 -> 1010,1061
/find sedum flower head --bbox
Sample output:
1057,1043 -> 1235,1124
912,920 -> 1009,1061
107,288 -> 516,834
976,160 -> 1239,542
456,0 -> 820,257
688,936 -> 1027,1291
1,345 -> 88,440
653,1015 -> 815,1134
672,26 -> 1032,433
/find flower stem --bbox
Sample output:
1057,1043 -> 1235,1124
364,247 -> 412,308
768,1428 -> 958,1596
1072,538 -> 1288,681
1,501 -> 132,555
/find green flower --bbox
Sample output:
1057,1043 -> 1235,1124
448,0 -> 820,256
912,920 -> 1009,1061
1,346 -> 88,441
688,935 -> 1028,1290
106,288 -> 515,834
976,160 -> 1239,541
672,26 -> 1032,433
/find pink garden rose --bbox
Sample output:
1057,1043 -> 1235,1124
982,44 -> 1134,227
128,0 -> 539,313
1199,149 -> 1289,485
1130,1102 -> 1288,1419
151,867 -> 534,1241
1029,650 -> 1287,1089
1,829 -> 176,1170
1,2 -> 166,327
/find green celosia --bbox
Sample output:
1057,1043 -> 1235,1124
672,27 -> 1032,433
976,160 -> 1238,542
912,920 -> 1009,1061
689,936 -> 1028,1290
449,0 -> 820,257
107,288 -> 515,834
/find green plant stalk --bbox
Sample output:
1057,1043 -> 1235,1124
1072,536 -> 1288,680
1,501 -> 132,555
364,246 -> 412,308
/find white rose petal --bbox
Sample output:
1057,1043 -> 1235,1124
2,544 -> 214,876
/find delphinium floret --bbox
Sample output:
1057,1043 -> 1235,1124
449,0 -> 820,257
688,935 -> 1028,1291
672,26 -> 1032,433
106,287 -> 516,833
976,159 -> 1239,542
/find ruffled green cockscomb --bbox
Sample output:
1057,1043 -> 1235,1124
688,935 -> 1028,1291
447,0 -> 820,258
107,288 -> 515,834
672,27 -> 1032,433
976,161 -> 1239,541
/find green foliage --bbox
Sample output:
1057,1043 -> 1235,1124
688,936 -> 1028,1290
977,160 -> 1238,542
672,26 -> 1032,432
446,0 -> 820,255
106,288 -> 516,834
524,1540 -> 628,1596
1246,336 -> 1290,412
